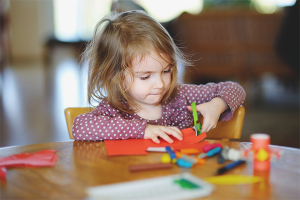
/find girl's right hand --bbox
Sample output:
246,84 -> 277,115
144,125 -> 183,144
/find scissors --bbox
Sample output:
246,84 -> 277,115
192,102 -> 202,136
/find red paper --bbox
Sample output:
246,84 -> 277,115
104,128 -> 207,156
0,149 -> 58,168
0,167 -> 6,179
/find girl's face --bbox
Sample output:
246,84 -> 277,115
124,53 -> 171,108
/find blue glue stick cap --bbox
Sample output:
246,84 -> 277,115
176,158 -> 193,168
165,146 -> 176,159
206,147 -> 222,157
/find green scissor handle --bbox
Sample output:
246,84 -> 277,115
192,102 -> 202,136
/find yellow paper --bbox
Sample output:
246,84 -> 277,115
204,175 -> 263,185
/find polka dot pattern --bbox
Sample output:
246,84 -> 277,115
72,82 -> 246,141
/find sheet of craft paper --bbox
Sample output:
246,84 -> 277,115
0,150 -> 58,167
104,128 -> 208,156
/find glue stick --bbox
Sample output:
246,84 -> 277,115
250,133 -> 271,171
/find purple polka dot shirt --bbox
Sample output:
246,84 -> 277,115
72,82 -> 246,141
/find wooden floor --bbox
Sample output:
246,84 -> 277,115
1,45 -> 299,148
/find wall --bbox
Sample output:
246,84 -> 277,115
9,0 -> 54,61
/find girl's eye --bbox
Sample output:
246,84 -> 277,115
163,69 -> 171,74
140,76 -> 150,80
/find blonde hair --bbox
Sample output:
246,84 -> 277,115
82,10 -> 191,113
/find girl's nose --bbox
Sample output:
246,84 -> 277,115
155,76 -> 164,88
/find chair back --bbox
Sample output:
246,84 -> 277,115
65,106 -> 245,141
200,106 -> 245,141
64,107 -> 95,139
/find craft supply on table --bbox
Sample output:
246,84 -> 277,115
86,173 -> 214,200
233,134 -> 283,171
176,158 -> 193,168
129,163 -> 172,172
196,158 -> 206,165
0,149 -> 58,179
215,160 -> 246,175
218,146 -> 244,164
204,175 -> 263,185
175,151 -> 183,158
179,148 -> 200,155
198,146 -> 222,159
147,147 -> 167,152
0,167 -> 7,179
165,146 -> 176,159
206,147 -> 222,157
250,133 -> 271,171
203,143 -> 222,153
180,155 -> 197,164
198,153 -> 207,159
161,153 -> 172,163
104,127 -> 207,156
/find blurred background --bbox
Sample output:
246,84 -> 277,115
0,0 -> 299,148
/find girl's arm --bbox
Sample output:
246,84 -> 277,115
183,81 -> 245,119
72,102 -> 147,141
183,81 -> 246,132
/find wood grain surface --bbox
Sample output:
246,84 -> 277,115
0,140 -> 299,199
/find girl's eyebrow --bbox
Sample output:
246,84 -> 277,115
134,64 -> 171,74
135,65 -> 171,74
135,71 -> 153,74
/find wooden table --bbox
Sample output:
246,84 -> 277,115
0,140 -> 299,199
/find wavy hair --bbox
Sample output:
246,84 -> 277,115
82,10 -> 191,113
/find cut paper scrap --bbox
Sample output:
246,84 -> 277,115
104,128 -> 207,156
0,149 -> 58,179
204,175 -> 263,185
0,149 -> 58,168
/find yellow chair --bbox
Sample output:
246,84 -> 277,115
64,107 -> 95,139
201,106 -> 245,141
64,106 -> 245,141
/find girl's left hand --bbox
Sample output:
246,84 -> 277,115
187,97 -> 229,133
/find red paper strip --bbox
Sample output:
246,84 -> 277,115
104,128 -> 207,156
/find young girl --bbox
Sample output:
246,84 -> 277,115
72,10 -> 246,144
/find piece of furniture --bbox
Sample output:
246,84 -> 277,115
0,140 -> 299,199
64,107 -> 95,139
174,10 -> 294,85
64,106 -> 245,141
200,106 -> 245,141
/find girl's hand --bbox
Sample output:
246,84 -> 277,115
144,125 -> 183,144
187,97 -> 229,133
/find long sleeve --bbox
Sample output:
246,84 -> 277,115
72,100 -> 147,141
177,81 -> 246,121
167,82 -> 246,129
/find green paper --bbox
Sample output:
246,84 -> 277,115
174,178 -> 200,189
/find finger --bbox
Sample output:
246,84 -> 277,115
169,127 -> 183,137
164,127 -> 183,141
201,117 -> 210,133
206,124 -> 214,133
157,130 -> 173,143
187,106 -> 192,111
151,135 -> 160,144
